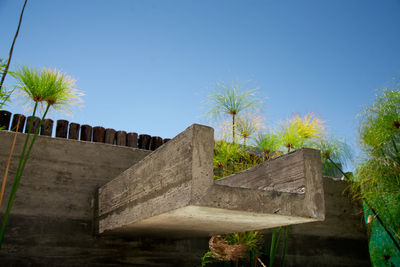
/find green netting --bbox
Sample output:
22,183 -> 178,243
364,202 -> 400,266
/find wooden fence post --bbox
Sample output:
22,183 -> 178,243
80,125 -> 92,141
138,134 -> 151,150
150,136 -> 163,150
25,116 -> 40,134
116,131 -> 127,146
11,114 -> 25,132
68,123 -> 80,140
105,128 -> 116,144
93,126 -> 105,143
126,132 -> 138,148
56,120 -> 69,138
0,110 -> 11,130
40,119 -> 53,136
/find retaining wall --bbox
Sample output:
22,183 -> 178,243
0,130 -> 370,266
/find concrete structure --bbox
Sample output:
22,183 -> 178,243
97,124 -> 325,237
0,127 -> 370,266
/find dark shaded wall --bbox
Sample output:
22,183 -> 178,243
0,131 -> 369,266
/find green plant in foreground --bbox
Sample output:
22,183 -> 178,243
201,251 -> 213,267
206,81 -> 261,143
350,88 -> 400,264
0,59 -> 14,109
268,226 -> 290,267
0,66 -> 83,248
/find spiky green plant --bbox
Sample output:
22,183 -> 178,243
236,112 -> 263,146
279,113 -> 325,152
278,122 -> 304,152
206,81 -> 262,143
222,231 -> 263,252
213,140 -> 262,180
255,131 -> 282,160
350,88 -> 400,263
308,136 -> 353,177
0,59 -> 14,109
290,113 -> 325,139
0,66 -> 83,248
201,251 -> 213,267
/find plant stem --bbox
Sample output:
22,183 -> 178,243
281,226 -> 290,267
256,256 -> 267,267
0,116 -> 22,207
0,103 -> 49,248
391,137 -> 399,154
0,0 -> 28,93
18,104 -> 50,187
364,199 -> 400,253
269,228 -> 276,267
232,114 -> 236,144
13,102 -> 38,183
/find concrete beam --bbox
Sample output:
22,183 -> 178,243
97,124 -> 325,237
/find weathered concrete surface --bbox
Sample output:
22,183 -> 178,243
0,130 -> 207,266
0,131 -> 151,220
263,176 -> 370,267
0,130 -> 369,266
97,124 -> 215,235
98,124 -> 324,236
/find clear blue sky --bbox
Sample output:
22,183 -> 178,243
1,0 -> 400,171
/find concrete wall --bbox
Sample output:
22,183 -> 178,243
0,130 -> 369,266
284,176 -> 370,267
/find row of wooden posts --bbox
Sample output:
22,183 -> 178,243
0,110 -> 171,151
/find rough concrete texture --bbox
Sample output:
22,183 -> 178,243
0,130 -> 207,266
0,131 -> 151,220
265,176 -> 370,267
98,124 -> 324,236
0,130 -> 369,266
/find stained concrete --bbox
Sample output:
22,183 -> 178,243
0,128 -> 369,266
97,124 -> 325,236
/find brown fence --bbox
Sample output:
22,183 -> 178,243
0,110 -> 170,151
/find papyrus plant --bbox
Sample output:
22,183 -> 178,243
206,81 -> 262,143
0,66 -> 83,248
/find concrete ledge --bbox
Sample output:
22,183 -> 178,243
97,124 -> 325,237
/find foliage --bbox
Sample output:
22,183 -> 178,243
278,113 -> 325,152
268,226 -> 290,267
289,113 -> 324,139
278,122 -> 304,152
0,59 -> 14,108
0,0 -> 28,106
206,81 -> 262,143
222,231 -> 263,252
308,136 -> 353,177
255,131 -> 282,160
207,85 -> 352,266
213,140 -> 263,180
351,88 -> 400,265
0,66 -> 83,248
14,66 -> 83,113
236,112 -> 264,146
201,251 -> 213,267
